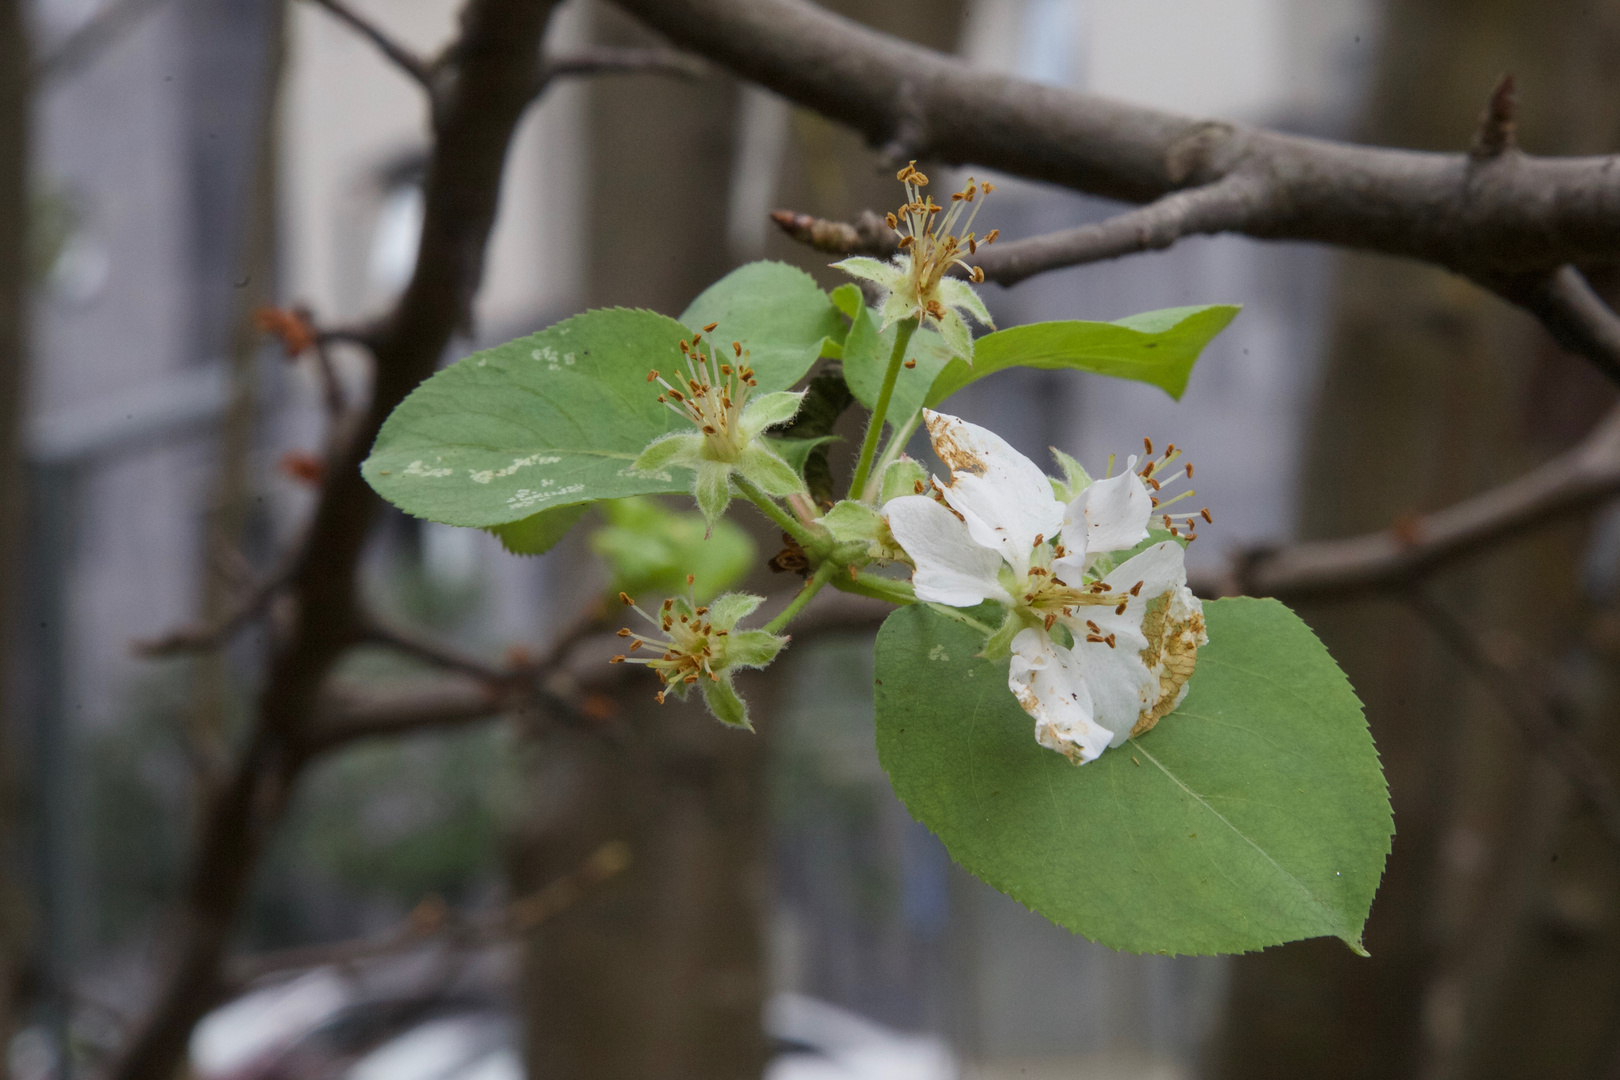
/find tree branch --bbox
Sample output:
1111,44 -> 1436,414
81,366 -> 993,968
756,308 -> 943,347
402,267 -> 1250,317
132,547 -> 299,657
1233,406 -> 1620,600
772,175 -> 1265,286
1408,590 -> 1620,848
227,840 -> 631,986
1481,266 -> 1620,385
302,677 -> 513,754
612,0 -> 1620,378
359,611 -> 514,685
538,45 -> 705,85
302,0 -> 433,90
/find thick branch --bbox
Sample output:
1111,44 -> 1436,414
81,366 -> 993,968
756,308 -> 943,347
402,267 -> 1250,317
303,0 -> 432,89
1410,591 -> 1620,847
614,0 -> 1620,380
1237,406 -> 1620,599
538,45 -> 705,85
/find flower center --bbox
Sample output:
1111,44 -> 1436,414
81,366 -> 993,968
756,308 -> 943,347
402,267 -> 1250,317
610,591 -> 728,704
649,324 -> 758,463
887,161 -> 998,317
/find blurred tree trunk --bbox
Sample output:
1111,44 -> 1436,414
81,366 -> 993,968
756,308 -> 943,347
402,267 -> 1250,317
512,2 -> 960,1075
1209,3 -> 1620,1078
0,0 -> 28,1071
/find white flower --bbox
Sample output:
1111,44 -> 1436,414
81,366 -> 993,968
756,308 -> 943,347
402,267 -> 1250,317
832,162 -> 997,361
883,410 -> 1207,763
633,327 -> 806,527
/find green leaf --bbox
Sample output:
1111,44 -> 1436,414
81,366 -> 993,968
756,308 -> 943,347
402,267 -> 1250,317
488,502 -> 591,555
924,305 -> 1240,407
364,291 -> 834,529
589,497 -> 753,602
679,260 -> 845,378
841,294 -> 954,429
874,597 -> 1390,955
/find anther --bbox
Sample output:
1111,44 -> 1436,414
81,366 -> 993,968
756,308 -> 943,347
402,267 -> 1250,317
904,359 -> 916,368
1201,508 -> 1213,524
647,370 -> 658,382
1033,534 -> 1044,547
972,266 -> 985,283
1186,463 -> 1194,478
610,655 -> 626,663
1115,601 -> 1127,615
617,628 -> 631,637
629,641 -> 642,651
1144,437 -> 1153,455
1086,620 -> 1100,634
619,592 -> 635,606
733,342 -> 742,355
1044,613 -> 1057,630
1105,634 -> 1116,649
703,322 -> 718,332
913,480 -> 925,494
985,228 -> 999,243
1130,581 -> 1143,596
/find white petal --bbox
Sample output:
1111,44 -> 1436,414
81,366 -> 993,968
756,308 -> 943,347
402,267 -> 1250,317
1063,460 -> 1152,558
1008,629 -> 1112,764
924,410 -> 1065,577
884,495 -> 1011,607
938,277 -> 994,328
1064,541 -> 1193,744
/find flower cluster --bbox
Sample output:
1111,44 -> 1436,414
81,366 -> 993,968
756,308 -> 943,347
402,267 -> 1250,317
884,410 -> 1208,764
833,162 -> 997,361
633,324 -> 806,528
610,582 -> 788,729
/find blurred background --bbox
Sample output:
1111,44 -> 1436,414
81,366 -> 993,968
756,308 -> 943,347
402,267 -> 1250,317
6,0 -> 1620,1078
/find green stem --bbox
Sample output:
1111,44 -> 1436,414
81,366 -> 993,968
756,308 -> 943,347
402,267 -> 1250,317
734,475 -> 817,547
830,571 -> 916,606
848,317 -> 917,502
868,407 -> 924,494
765,561 -> 836,633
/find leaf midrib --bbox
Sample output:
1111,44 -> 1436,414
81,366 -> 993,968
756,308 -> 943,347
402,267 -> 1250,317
1132,740 -> 1345,934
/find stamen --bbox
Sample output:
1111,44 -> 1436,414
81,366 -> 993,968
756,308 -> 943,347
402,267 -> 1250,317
1201,507 -> 1213,524
702,322 -> 718,332
1144,437 -> 1153,456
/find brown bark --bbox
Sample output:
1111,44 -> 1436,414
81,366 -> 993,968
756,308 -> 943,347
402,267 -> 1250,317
1208,3 -> 1620,1078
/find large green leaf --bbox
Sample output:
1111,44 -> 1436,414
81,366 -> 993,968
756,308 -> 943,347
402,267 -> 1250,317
924,305 -> 1240,406
679,260 -> 845,376
363,281 -> 834,528
873,597 -> 1390,955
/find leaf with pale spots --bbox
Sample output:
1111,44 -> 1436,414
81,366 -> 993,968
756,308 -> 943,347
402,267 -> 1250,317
874,597 -> 1391,955
364,291 -> 832,528
926,305 -> 1241,407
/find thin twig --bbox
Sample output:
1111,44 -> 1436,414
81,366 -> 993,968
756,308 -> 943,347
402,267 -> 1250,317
1235,406 -> 1620,599
1482,266 -> 1620,385
1408,589 -> 1620,847
359,611 -> 514,684
227,840 -> 631,986
773,174 -> 1264,288
133,553 -> 297,657
303,0 -> 433,89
